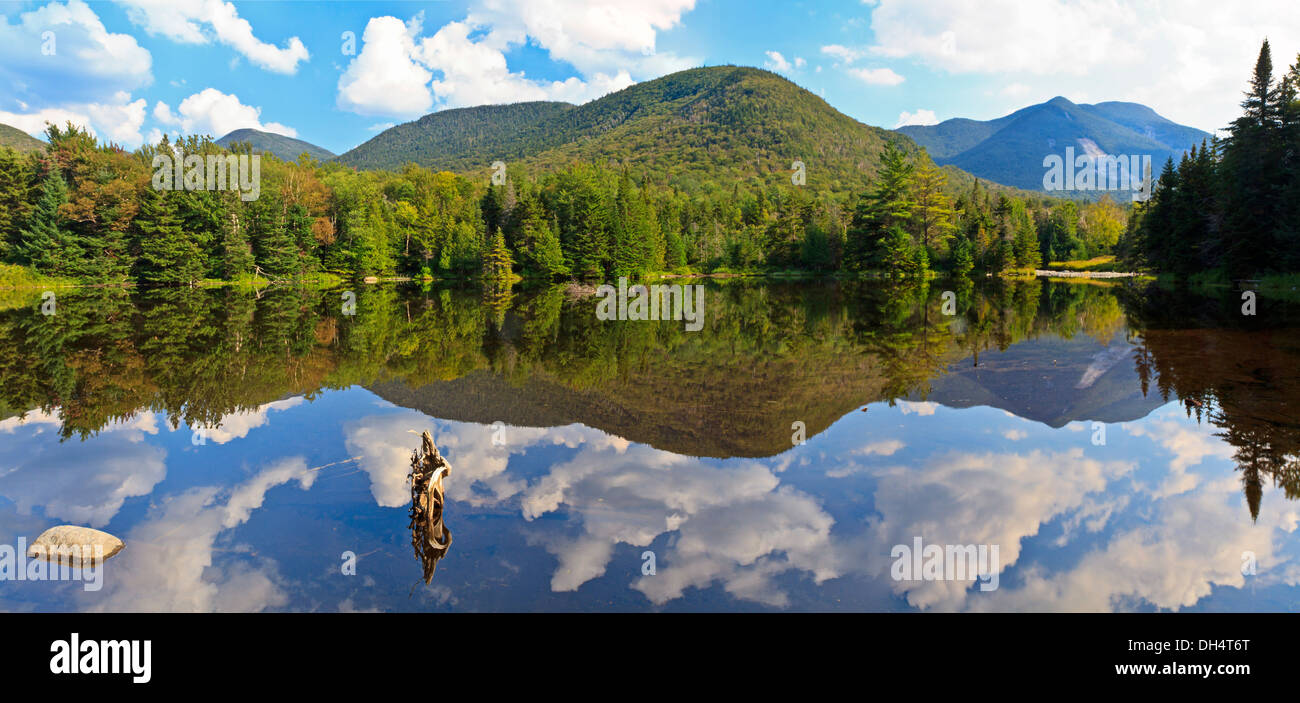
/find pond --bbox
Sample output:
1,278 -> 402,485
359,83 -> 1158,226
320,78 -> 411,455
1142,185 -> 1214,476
1,278 -> 1297,612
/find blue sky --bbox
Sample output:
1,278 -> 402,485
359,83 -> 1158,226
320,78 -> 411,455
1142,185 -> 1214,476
1,0 -> 1296,155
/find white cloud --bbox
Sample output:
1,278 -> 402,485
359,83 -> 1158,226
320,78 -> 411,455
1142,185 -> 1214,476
466,0 -> 697,77
154,88 -> 298,139
0,91 -> 148,147
895,400 -> 937,416
862,0 -> 1300,131
0,411 -> 165,527
974,475 -> 1300,612
344,410 -> 838,606
863,448 -> 1136,610
895,108 -> 939,128
120,0 -> 309,74
848,67 -> 905,86
336,16 -> 434,118
88,457 -> 314,612
820,44 -> 867,64
0,0 -> 152,105
1002,82 -> 1031,98
189,397 -> 304,444
338,2 -> 690,117
764,51 -> 796,72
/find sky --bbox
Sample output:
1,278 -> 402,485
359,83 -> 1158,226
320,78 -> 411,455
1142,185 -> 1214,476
0,0 -> 1297,155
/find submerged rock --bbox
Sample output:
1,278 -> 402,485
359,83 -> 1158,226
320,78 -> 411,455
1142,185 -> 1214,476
28,526 -> 124,565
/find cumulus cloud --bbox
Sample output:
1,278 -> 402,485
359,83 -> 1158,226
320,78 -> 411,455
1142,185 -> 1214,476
0,92 -> 149,147
344,410 -> 837,606
0,410 -> 165,527
466,0 -> 696,77
119,0 -> 309,74
87,457 -> 314,612
821,44 -> 867,64
336,16 -> 434,118
974,475 -> 1300,612
0,0 -> 153,104
153,88 -> 298,139
337,1 -> 693,117
857,447 -> 1136,610
343,411 -> 603,508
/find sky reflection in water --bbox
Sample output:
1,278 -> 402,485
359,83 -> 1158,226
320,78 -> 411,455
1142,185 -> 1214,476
1,280 -> 1296,612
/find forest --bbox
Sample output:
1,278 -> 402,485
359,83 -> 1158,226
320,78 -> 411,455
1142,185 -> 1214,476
1120,40 -> 1300,279
0,119 -> 1120,288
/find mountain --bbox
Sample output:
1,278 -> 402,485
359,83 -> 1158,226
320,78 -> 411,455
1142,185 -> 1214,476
336,101 -> 574,171
0,123 -> 46,154
913,332 -> 1166,427
338,66 -> 1024,196
898,97 -> 1213,192
215,128 -> 335,162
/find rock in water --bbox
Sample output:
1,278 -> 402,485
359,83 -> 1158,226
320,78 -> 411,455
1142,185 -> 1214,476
28,526 -> 124,565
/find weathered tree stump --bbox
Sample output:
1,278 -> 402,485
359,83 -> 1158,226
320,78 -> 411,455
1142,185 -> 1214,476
408,431 -> 452,584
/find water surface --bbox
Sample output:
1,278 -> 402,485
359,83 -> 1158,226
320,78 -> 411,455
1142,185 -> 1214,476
1,279 -> 1297,612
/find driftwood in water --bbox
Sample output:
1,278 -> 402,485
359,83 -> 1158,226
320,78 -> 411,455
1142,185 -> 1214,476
408,431 -> 452,584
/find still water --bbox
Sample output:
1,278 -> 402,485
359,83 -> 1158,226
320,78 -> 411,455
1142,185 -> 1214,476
1,279 -> 1297,612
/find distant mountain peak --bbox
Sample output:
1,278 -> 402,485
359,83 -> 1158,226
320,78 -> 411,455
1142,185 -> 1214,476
897,96 -> 1211,192
214,128 -> 335,162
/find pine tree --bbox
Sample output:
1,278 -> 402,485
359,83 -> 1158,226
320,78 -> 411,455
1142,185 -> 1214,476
248,198 -> 299,277
17,169 -> 78,275
1222,40 -> 1283,276
846,141 -> 916,272
135,186 -> 203,285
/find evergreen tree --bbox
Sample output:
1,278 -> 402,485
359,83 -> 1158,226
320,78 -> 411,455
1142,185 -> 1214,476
482,227 -> 515,281
17,169 -> 78,275
846,141 -> 916,272
135,186 -> 204,285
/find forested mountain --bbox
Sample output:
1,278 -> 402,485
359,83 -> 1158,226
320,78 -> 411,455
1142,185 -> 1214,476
0,124 -> 46,154
0,66 -> 1110,288
339,65 -> 1003,197
899,97 -> 1211,191
336,102 -> 574,171
215,128 -> 335,162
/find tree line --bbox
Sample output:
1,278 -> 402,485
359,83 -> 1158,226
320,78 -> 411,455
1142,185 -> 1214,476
0,125 -> 1116,287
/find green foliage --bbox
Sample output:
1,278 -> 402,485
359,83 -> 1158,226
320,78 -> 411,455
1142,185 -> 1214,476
16,169 -> 78,276
1124,40 -> 1300,278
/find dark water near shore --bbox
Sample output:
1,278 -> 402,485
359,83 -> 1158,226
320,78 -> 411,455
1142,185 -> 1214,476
2,278 -> 1298,612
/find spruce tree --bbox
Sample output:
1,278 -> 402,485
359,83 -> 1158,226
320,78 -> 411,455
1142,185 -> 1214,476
17,169 -> 78,275
135,186 -> 203,285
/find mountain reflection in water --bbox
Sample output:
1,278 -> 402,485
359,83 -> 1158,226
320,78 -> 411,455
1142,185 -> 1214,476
1,279 -> 1297,612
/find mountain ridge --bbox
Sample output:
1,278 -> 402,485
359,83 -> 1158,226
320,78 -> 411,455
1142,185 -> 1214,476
336,65 -> 1037,197
898,96 -> 1212,192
